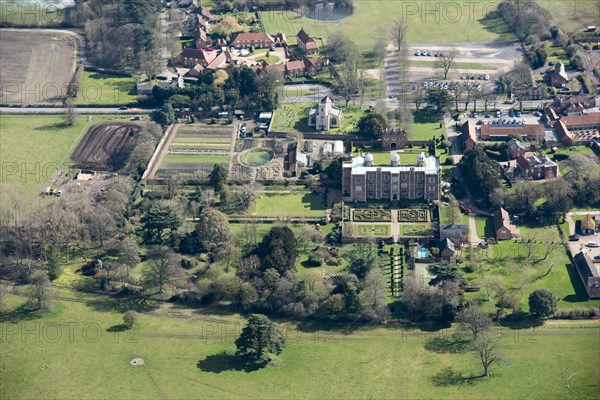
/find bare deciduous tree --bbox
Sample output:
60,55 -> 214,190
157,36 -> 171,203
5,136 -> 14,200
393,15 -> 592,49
435,48 -> 459,80
389,18 -> 408,51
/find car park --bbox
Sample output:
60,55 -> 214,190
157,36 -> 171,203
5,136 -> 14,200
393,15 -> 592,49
484,74 -> 490,80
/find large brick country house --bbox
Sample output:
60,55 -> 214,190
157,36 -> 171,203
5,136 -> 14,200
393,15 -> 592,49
342,152 -> 440,202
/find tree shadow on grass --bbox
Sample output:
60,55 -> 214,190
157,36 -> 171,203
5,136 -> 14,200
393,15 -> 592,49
106,323 -> 129,333
431,367 -> 480,387
424,335 -> 471,354
0,304 -> 42,323
197,352 -> 262,373
85,295 -> 159,314
497,312 -> 544,329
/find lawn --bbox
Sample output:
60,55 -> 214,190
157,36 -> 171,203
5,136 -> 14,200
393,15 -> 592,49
440,206 -> 469,224
162,154 -> 230,164
271,103 -> 366,134
400,223 -> 431,237
241,149 -> 273,166
536,0 -> 599,33
466,224 -> 600,311
2,291 -> 597,399
0,114 -> 128,198
261,1 -> 514,55
252,193 -> 326,217
74,70 -> 137,106
353,223 -> 391,237
475,216 -> 494,238
412,116 -> 445,142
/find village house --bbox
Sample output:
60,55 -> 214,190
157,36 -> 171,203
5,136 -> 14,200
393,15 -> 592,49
515,152 -> 558,180
507,138 -> 529,159
493,207 -> 519,240
229,32 -> 286,49
439,238 -> 456,261
550,62 -> 569,88
461,120 -> 477,150
308,96 -> 342,131
342,152 -> 440,202
480,123 -> 545,142
439,224 -> 469,246
546,95 -> 597,116
381,129 -> 407,150
573,252 -> 600,299
581,214 -> 599,235
297,28 -> 319,54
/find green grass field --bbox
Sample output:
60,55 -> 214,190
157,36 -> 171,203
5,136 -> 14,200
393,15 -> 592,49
475,216 -> 494,238
467,224 -> 600,311
2,291 -> 597,400
261,1 -> 514,54
74,71 -> 137,105
440,206 -> 469,224
536,0 -> 599,33
0,114 -> 129,198
412,118 -> 445,142
252,193 -> 326,217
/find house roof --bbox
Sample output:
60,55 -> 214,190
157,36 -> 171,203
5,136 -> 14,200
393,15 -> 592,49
507,138 -> 527,152
551,62 -> 568,81
440,238 -> 455,253
582,214 -> 597,230
231,32 -> 275,45
285,59 -> 306,71
297,28 -> 318,49
554,120 -> 573,142
561,112 -> 600,128
462,120 -> 477,145
494,207 -> 511,231
574,251 -> 599,279
480,124 -> 545,138
440,224 -> 469,240
516,152 -> 557,169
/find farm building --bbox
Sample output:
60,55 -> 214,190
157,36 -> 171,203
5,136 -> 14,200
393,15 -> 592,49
493,207 -> 519,240
573,252 -> 600,299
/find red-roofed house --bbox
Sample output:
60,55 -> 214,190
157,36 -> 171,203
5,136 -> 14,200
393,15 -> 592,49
297,28 -> 318,54
494,207 -> 519,240
461,120 -> 477,150
230,32 -> 286,49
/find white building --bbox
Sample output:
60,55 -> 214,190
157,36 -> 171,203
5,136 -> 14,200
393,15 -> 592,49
308,96 -> 343,131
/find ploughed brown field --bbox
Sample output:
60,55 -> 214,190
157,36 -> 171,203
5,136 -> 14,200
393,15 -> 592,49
0,30 -> 76,104
71,122 -> 140,171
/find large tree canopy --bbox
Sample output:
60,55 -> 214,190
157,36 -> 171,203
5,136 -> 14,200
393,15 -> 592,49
235,314 -> 286,363
357,113 -> 387,139
459,147 -> 501,202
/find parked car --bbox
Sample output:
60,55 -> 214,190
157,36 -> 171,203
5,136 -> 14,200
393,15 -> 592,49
515,111 -> 521,117
569,234 -> 580,241
415,51 -> 421,56
587,241 -> 600,248
594,255 -> 600,261
118,106 -> 128,110
484,74 -> 490,80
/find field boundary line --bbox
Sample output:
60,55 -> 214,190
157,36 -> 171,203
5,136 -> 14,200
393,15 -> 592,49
143,124 -> 177,180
